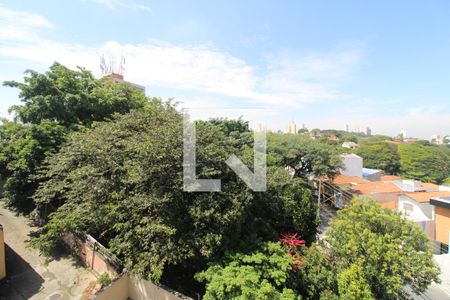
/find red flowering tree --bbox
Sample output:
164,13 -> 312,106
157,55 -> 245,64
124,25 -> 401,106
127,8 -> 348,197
280,233 -> 306,270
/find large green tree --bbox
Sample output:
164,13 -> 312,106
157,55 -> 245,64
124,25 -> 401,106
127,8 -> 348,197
355,142 -> 400,175
267,133 -> 342,179
31,103 -> 318,294
398,143 -> 450,183
4,62 -> 147,127
0,62 -> 149,213
325,198 -> 440,299
195,241 -> 301,300
0,120 -> 67,212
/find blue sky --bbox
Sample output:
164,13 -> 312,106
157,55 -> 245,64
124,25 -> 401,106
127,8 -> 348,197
1,0 -> 450,138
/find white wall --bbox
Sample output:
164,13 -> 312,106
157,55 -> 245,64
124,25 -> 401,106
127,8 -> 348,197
129,275 -> 189,300
439,185 -> 450,192
398,195 -> 434,221
93,274 -> 190,300
340,154 -> 363,178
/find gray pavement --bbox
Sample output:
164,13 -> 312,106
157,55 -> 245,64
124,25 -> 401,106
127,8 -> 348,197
0,203 -> 95,300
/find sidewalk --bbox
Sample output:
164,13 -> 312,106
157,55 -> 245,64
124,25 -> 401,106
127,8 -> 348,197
0,203 -> 95,300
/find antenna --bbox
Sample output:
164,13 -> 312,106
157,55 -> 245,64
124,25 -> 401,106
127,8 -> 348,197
100,54 -> 125,76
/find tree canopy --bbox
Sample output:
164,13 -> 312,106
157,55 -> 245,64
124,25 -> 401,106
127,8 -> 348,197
325,198 -> 440,299
195,241 -> 300,300
267,133 -> 342,179
0,120 -> 67,212
355,142 -> 400,175
398,143 -> 450,183
4,62 -> 147,127
0,62 -> 150,213
31,103 -> 319,292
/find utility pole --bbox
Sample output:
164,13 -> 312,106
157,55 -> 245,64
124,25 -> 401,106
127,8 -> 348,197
317,177 -> 322,219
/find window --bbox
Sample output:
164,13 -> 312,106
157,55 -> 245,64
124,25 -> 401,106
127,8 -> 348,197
403,203 -> 413,216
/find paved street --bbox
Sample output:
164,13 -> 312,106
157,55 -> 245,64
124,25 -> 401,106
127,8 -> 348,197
0,203 -> 95,300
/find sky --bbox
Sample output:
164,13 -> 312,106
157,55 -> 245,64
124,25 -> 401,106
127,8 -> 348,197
0,0 -> 450,138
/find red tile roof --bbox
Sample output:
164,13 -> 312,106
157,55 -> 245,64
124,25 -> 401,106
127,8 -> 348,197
403,191 -> 450,203
381,175 -> 402,181
351,181 -> 403,194
333,175 -> 369,185
421,182 -> 439,190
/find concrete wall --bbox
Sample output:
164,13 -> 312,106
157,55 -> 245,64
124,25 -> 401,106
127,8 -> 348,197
435,206 -> 450,245
340,154 -> 363,178
129,274 -> 189,300
92,273 -> 191,300
0,225 -> 5,280
63,233 -> 119,278
93,273 -> 129,300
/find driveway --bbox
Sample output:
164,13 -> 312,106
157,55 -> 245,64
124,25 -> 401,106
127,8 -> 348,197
0,203 -> 96,300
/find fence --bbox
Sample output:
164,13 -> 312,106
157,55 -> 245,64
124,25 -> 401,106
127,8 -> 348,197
63,233 -> 122,279
63,232 -> 190,299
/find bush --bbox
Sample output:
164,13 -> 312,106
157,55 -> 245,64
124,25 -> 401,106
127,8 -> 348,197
97,273 -> 111,287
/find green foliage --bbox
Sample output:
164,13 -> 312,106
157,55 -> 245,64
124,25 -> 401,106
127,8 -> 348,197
195,241 -> 301,300
31,103 -> 318,284
337,263 -> 374,300
205,117 -> 250,135
443,177 -> 450,186
4,62 -> 147,127
97,273 -> 112,287
326,198 -> 440,299
267,133 -> 342,179
0,62 -> 150,213
398,143 -> 450,183
0,120 -> 67,212
294,244 -> 337,300
355,142 -> 400,174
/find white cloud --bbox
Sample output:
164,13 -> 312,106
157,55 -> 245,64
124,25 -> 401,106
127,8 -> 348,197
0,6 -> 52,42
90,0 -> 151,12
0,6 -> 364,121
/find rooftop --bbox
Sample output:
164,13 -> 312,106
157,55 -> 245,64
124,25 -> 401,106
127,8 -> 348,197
403,191 -> 450,203
333,174 -> 369,186
381,175 -> 402,181
362,168 -> 381,175
350,181 -> 403,194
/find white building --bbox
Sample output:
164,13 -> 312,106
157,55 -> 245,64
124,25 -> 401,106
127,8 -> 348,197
342,141 -> 359,149
285,120 -> 297,134
340,153 -> 363,178
431,134 -> 449,145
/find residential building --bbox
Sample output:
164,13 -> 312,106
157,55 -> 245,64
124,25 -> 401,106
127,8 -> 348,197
400,129 -> 407,140
431,134 -> 449,145
430,196 -> 450,253
0,225 -> 5,280
328,154 -> 450,253
342,141 -> 358,149
362,168 -> 382,181
102,73 -> 146,93
328,135 -> 339,142
339,154 -> 363,178
285,120 -> 297,134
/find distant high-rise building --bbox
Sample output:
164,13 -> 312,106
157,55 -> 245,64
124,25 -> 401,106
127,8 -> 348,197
366,127 -> 372,136
285,120 -> 297,134
345,124 -> 350,132
399,130 -> 407,139
256,123 -> 267,132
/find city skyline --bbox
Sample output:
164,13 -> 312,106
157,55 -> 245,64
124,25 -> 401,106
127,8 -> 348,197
1,1 -> 450,138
